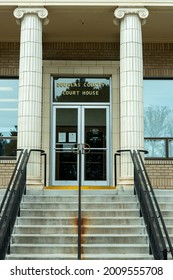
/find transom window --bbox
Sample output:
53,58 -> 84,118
53,77 -> 110,103
0,78 -> 18,157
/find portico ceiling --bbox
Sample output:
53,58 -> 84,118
1,6 -> 173,43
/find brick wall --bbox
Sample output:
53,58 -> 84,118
1,41 -> 173,73
43,42 -> 120,60
145,160 -> 173,189
0,160 -> 16,188
1,41 -> 173,188
0,42 -> 19,76
143,43 -> 173,77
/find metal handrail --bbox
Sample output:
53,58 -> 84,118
0,149 -> 24,214
78,149 -> 82,260
71,143 -> 91,259
0,149 -> 29,259
116,149 -> 172,260
0,148 -> 47,259
137,150 -> 173,258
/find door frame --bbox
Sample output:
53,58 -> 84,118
51,104 -> 111,186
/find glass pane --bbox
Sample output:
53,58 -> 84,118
85,109 -> 106,148
0,111 -> 18,137
55,151 -> 77,180
0,79 -> 18,137
56,108 -> 78,144
144,79 -> 173,137
0,138 -> 17,156
168,140 -> 173,158
144,139 -> 166,158
84,150 -> 106,180
84,108 -> 107,181
53,77 -> 110,103
55,108 -> 78,181
0,79 -> 18,100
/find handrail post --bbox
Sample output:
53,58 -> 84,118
114,153 -> 120,186
29,149 -> 47,187
41,151 -> 47,187
78,149 -> 82,260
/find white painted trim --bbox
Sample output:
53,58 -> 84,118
2,1 -> 173,7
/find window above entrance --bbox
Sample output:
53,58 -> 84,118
53,77 -> 110,103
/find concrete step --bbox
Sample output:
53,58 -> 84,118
81,253 -> 153,260
22,195 -> 137,203
20,209 -> 140,217
156,196 -> 173,203
156,203 -> 173,210
16,216 -> 144,226
10,243 -> 150,255
7,253 -> 77,260
12,234 -> 148,244
6,253 -> 153,260
20,201 -> 139,210
8,189 -> 172,260
13,225 -> 146,235
159,210 -> 173,217
154,190 -> 173,196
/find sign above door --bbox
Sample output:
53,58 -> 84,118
53,77 -> 110,103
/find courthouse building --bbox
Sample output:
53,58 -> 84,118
1,0 -> 173,190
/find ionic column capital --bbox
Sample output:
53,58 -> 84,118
114,7 -> 149,25
13,7 -> 49,25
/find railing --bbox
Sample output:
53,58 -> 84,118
137,150 -> 173,259
0,149 -> 28,259
116,149 -> 173,260
0,148 -> 46,259
71,143 -> 90,260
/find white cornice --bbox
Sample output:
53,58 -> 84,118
2,1 -> 173,7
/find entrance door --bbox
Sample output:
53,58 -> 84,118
52,106 -> 110,186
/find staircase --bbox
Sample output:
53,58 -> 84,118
3,188 -> 154,260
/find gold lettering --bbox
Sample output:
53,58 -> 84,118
57,82 -> 81,88
62,90 -> 80,95
83,82 -> 103,88
82,91 -> 99,95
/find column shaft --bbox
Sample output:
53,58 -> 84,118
14,7 -> 48,187
114,8 -> 149,185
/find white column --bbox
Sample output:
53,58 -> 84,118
14,7 -> 49,188
114,7 -> 149,186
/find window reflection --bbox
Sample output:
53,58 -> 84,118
144,79 -> 173,158
0,78 -> 18,157
144,79 -> 173,138
144,139 -> 166,158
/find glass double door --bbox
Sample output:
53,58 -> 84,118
52,106 -> 110,186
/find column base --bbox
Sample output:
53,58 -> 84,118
117,177 -> 134,190
26,177 -> 44,191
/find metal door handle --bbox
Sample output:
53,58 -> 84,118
71,144 -> 80,154
71,143 -> 90,154
82,143 -> 90,154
